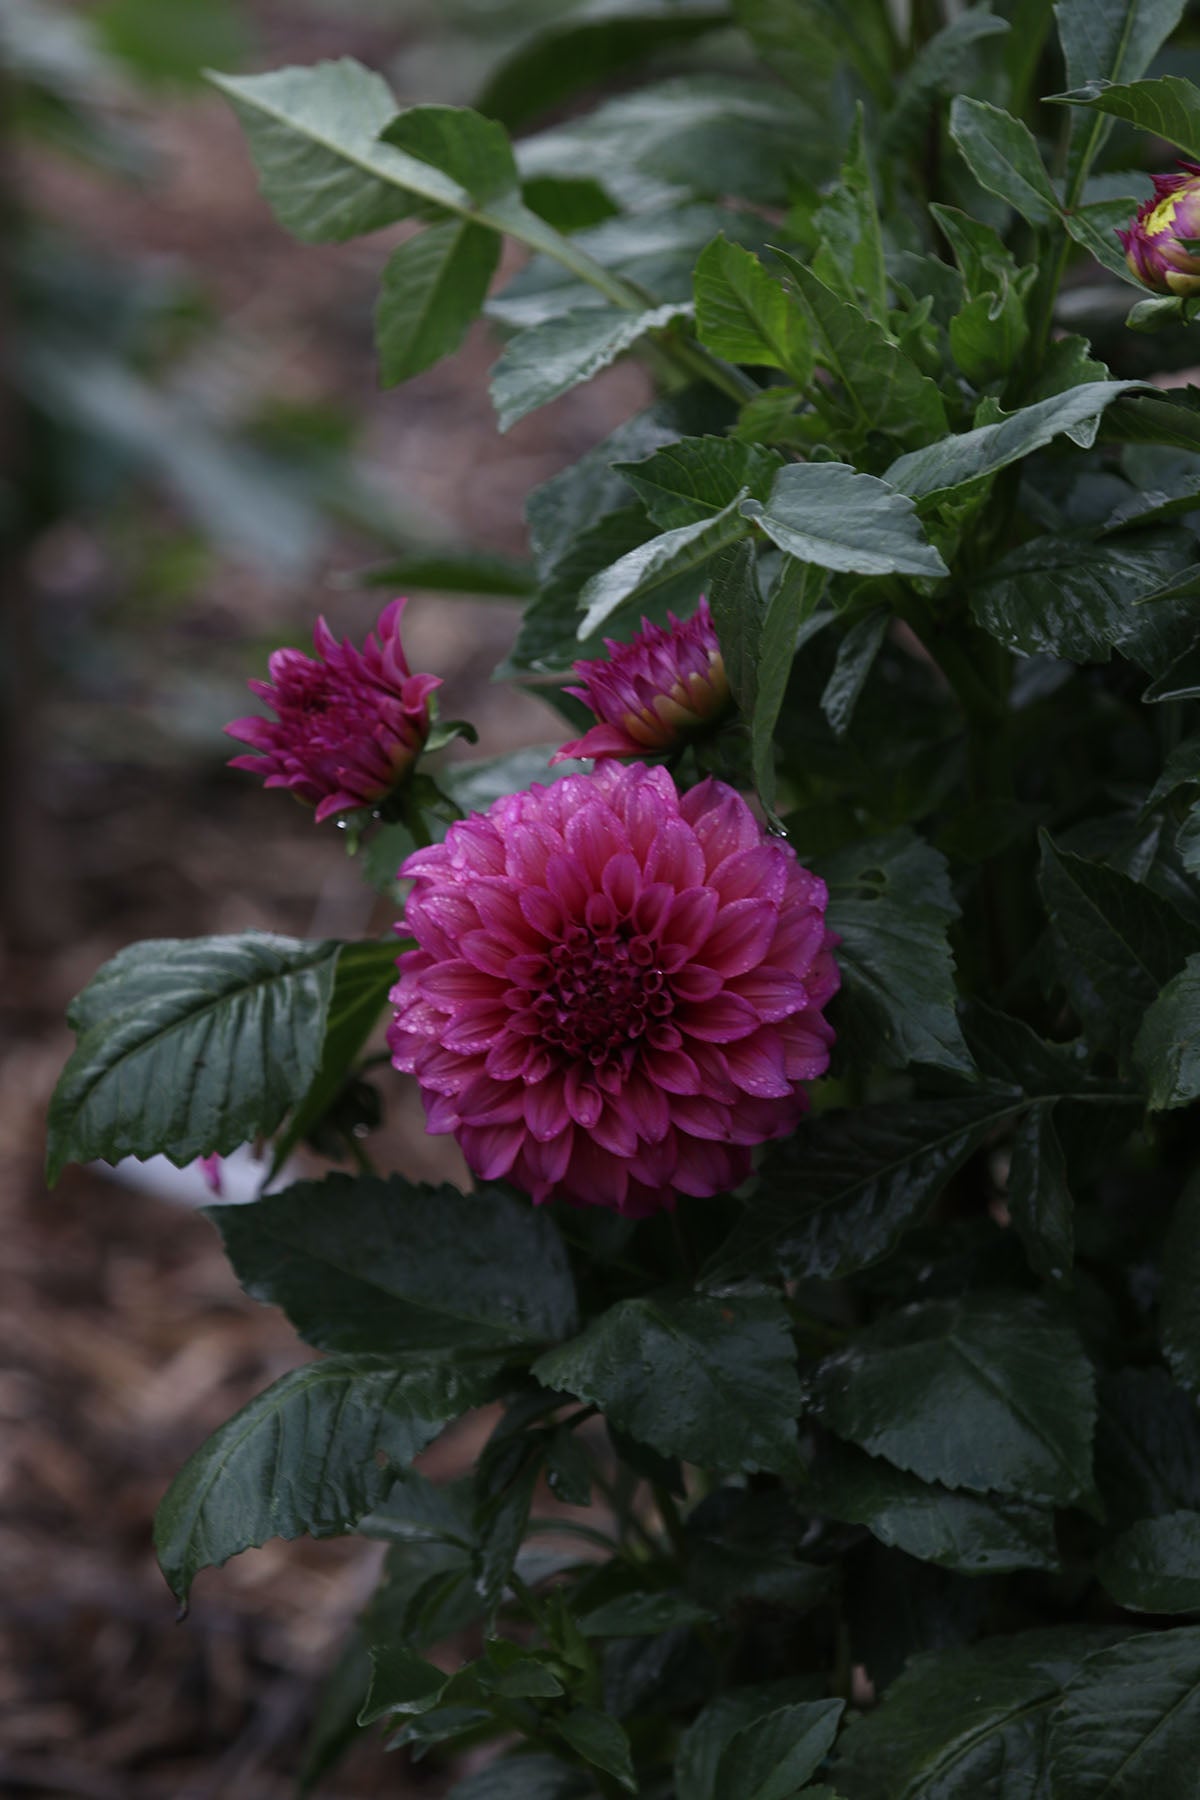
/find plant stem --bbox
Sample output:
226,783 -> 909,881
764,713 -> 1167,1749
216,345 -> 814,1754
653,1484 -> 689,1562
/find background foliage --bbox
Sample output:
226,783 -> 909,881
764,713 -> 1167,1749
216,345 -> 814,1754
42,0 -> 1200,1794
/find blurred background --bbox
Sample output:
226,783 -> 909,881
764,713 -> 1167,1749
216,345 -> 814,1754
0,2 -> 672,1792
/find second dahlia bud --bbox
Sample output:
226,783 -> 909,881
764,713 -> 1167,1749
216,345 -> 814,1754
1118,163 -> 1200,295
226,598 -> 441,822
552,598 -> 732,764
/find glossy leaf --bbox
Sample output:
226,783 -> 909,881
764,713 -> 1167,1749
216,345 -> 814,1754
751,559 -> 826,812
210,1173 -> 577,1358
155,1358 -> 495,1601
534,1293 -> 803,1475
807,1442 -> 1059,1574
744,462 -> 948,579
1134,953 -> 1200,1109
1047,1627 -> 1200,1799
47,933 -> 341,1181
1096,1367 -> 1200,1525
820,608 -> 888,737
1098,1510 -> 1200,1613
833,1628 -> 1119,1800
706,1091 -> 1020,1284
813,1295 -> 1097,1506
1039,835 -> 1199,1052
378,104 -> 519,206
815,830 -> 973,1074
970,529 -> 1194,664
678,1682 -> 837,1800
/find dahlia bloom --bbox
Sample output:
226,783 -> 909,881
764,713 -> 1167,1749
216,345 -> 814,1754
226,598 -> 440,822
388,762 -> 838,1216
1118,163 -> 1200,295
552,599 -> 731,763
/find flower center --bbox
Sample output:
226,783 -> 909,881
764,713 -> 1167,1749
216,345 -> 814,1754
1147,194 -> 1180,239
535,925 -> 672,1069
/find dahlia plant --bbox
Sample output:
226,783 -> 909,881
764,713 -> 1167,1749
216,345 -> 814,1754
46,1 -> 1200,1794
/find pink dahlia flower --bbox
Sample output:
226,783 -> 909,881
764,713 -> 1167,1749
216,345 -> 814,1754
552,598 -> 731,764
226,598 -> 441,823
1118,163 -> 1200,295
388,761 -> 838,1216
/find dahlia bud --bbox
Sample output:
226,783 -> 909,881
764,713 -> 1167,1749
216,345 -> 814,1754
552,598 -> 731,764
226,598 -> 441,822
1118,163 -> 1200,295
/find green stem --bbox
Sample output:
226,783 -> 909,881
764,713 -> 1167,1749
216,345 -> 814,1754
653,1484 -> 689,1562
343,1132 -> 379,1176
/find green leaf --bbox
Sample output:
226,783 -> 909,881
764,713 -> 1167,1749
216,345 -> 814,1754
1144,638 -> 1200,702
679,1682 -> 838,1800
534,1293 -> 803,1475
1039,834 -> 1200,1053
358,546 -> 534,598
1134,953 -> 1200,1109
1162,1173 -> 1200,1393
1007,1102 -> 1074,1285
811,108 -> 887,322
813,1295 -> 1097,1507
1064,196 -> 1147,286
886,382 -> 1144,501
808,1442 -> 1059,1574
578,1590 -> 715,1637
266,939 -> 399,1179
949,97 -> 1061,228
476,1 -> 731,130
1098,1511 -> 1200,1613
555,1707 -> 637,1793
970,529 -> 1195,664
815,830 -> 973,1075
359,1644 -> 447,1723
491,302 -> 690,432
155,1358 -> 495,1601
47,933 -> 341,1182
751,559 -> 826,813
616,434 -> 784,530
578,495 -> 750,635
820,608 -> 889,737
706,1091 -> 1020,1284
1051,74 -> 1200,162
744,463 -> 948,579
1096,1367 -> 1200,1525
209,60 -> 429,242
708,536 -> 765,717
776,254 -> 950,448
210,1173 -> 577,1359
375,220 -> 500,385
694,235 -> 810,376
832,1628 -> 1120,1800
881,8 -> 1010,159
378,104 -> 519,206
1055,0 -> 1187,193
949,284 -> 1030,388
717,1700 -> 845,1800
448,1753 -> 592,1800
1047,1627 -> 1200,1799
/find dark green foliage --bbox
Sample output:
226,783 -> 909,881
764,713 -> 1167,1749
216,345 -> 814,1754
45,2 -> 1200,1794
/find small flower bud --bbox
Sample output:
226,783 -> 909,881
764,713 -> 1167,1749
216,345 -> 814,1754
1118,163 -> 1200,296
226,598 -> 441,822
552,599 -> 731,764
